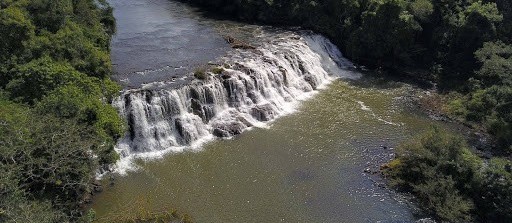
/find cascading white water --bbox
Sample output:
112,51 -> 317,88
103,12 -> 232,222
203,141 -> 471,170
113,31 -> 360,169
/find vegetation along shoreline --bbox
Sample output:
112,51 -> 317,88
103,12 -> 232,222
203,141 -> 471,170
1,0 -> 510,222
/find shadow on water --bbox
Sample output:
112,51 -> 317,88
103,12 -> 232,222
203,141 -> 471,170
345,68 -> 434,91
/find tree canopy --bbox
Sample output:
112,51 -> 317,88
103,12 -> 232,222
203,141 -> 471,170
0,0 -> 121,221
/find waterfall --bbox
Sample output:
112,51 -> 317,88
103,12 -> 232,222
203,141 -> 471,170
113,31 -> 360,169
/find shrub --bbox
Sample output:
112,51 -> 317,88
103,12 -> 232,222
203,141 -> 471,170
386,127 -> 512,222
194,67 -> 208,80
474,158 -> 512,221
385,127 -> 481,222
0,97 -> 105,220
5,57 -> 82,104
211,66 -> 224,74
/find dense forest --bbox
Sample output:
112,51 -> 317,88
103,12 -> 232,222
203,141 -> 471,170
180,0 -> 512,222
0,0 -> 122,222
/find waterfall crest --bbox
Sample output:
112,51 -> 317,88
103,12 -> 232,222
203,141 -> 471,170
113,32 -> 359,166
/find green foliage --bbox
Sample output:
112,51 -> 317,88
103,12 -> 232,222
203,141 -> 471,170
0,193 -> 68,223
93,198 -> 195,223
37,84 -> 124,142
0,6 -> 34,60
474,41 -> 512,86
475,158 -> 512,221
26,0 -> 73,33
347,0 -> 420,67
5,56 -> 82,104
194,67 -> 208,80
211,66 -> 225,74
448,41 -> 512,153
1,0 -> 114,79
386,127 -> 512,222
0,97 -> 105,221
409,0 -> 433,21
86,209 -> 97,222
0,0 -> 121,221
26,20 -> 112,78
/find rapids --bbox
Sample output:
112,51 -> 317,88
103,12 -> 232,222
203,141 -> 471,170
113,32 -> 360,168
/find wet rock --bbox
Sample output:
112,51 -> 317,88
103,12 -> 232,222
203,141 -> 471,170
82,193 -> 92,204
247,91 -> 258,103
303,74 -> 318,89
376,182 -> 386,188
128,113 -> 136,141
144,90 -> 153,103
212,128 -> 229,138
380,163 -> 390,171
212,122 -> 246,137
92,180 -> 101,187
175,119 -> 192,144
204,88 -> 216,104
221,73 -> 231,80
203,106 -> 215,122
279,67 -> 289,86
223,35 -> 256,50
416,218 -> 436,223
92,180 -> 103,193
190,87 -> 201,100
237,116 -> 253,128
231,42 -> 256,50
109,175 -> 115,186
190,98 -> 204,119
94,186 -> 103,193
251,104 -> 276,121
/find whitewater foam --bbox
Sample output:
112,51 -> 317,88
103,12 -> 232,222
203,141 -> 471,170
111,31 -> 361,174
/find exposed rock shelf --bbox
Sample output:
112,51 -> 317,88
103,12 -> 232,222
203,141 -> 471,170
113,31 -> 359,162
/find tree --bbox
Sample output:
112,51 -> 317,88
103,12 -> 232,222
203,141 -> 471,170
438,1 -> 503,86
385,127 -> 481,222
475,158 -> 512,222
0,97 -> 101,220
347,0 -> 421,68
474,41 -> 512,86
5,57 -> 83,104
0,0 -> 121,220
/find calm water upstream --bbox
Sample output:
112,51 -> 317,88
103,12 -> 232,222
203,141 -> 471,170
93,0 -> 445,222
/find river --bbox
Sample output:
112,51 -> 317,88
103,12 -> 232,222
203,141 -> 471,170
92,0 -> 444,222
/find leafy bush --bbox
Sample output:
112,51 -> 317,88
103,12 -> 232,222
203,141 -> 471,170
385,127 -> 512,222
474,158 -> 512,221
449,41 -> 512,153
385,127 -> 480,222
194,67 -> 208,80
5,57 -> 82,104
0,97 -> 106,221
211,66 -> 225,74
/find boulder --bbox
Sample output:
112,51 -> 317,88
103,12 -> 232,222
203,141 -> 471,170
251,104 -> 276,121
212,122 -> 246,137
